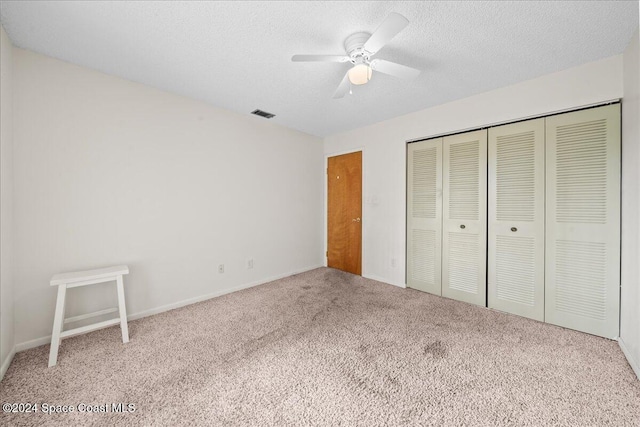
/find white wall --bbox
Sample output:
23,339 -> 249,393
0,25 -> 15,377
621,29 -> 640,379
324,55 -> 624,288
12,48 -> 324,347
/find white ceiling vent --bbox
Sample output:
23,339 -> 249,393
251,109 -> 275,119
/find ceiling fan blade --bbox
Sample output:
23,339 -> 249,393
363,12 -> 409,54
370,59 -> 420,79
292,55 -> 349,63
333,72 -> 351,99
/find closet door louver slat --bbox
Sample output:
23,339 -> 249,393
407,138 -> 442,294
488,119 -> 545,321
442,130 -> 487,306
545,104 -> 620,339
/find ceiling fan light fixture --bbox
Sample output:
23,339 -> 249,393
348,63 -> 372,85
292,13 -> 417,98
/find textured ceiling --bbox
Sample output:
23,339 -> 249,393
1,1 -> 638,137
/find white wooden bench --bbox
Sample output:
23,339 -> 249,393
48,265 -> 130,367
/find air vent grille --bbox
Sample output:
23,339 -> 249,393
555,240 -> 606,320
412,229 -> 436,284
555,119 -> 607,224
496,235 -> 536,306
447,232 -> 479,294
412,147 -> 437,219
496,131 -> 536,222
251,109 -> 276,119
448,140 -> 480,220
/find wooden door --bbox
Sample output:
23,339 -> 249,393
442,129 -> 487,306
488,118 -> 545,321
545,104 -> 620,338
407,138 -> 443,294
328,151 -> 362,275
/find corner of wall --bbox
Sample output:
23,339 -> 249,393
620,27 -> 640,380
619,337 -> 640,379
0,24 -> 16,381
0,346 -> 15,380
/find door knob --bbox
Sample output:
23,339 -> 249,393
511,227 -> 517,232
460,224 -> 465,229
352,217 -> 361,222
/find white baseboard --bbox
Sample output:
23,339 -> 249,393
618,337 -> 640,380
127,264 -> 323,321
1,346 -> 16,381
15,334 -> 51,352
15,265 -> 323,353
363,273 -> 406,289
321,262 -> 405,288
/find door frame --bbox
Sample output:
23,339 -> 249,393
324,148 -> 365,275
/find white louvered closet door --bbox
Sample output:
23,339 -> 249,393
488,119 -> 545,321
407,138 -> 442,295
442,130 -> 487,306
545,104 -> 620,339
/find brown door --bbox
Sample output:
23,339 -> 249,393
327,151 -> 362,275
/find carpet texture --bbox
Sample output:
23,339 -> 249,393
1,268 -> 639,426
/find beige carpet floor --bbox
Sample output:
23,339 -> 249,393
1,267 -> 639,426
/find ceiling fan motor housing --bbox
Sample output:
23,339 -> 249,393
344,32 -> 372,64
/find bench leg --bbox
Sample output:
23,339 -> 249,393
48,284 -> 67,367
59,291 -> 67,346
116,275 -> 129,343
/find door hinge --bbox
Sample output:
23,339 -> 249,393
326,251 -> 328,257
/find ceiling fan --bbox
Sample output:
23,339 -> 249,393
291,12 -> 420,99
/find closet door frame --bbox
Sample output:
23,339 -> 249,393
488,118 -> 545,321
545,104 -> 621,339
442,129 -> 487,306
407,138 -> 443,294
405,103 -> 621,340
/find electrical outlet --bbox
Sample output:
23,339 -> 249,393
247,259 -> 254,269
218,264 -> 224,274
